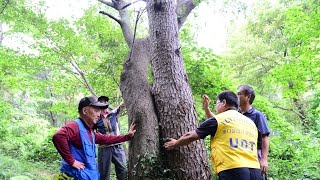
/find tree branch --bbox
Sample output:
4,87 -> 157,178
98,0 -> 134,46
45,34 -> 97,96
99,10 -> 122,25
119,0 -> 141,10
273,105 -> 306,119
128,9 -> 145,61
68,60 -> 97,97
177,0 -> 196,29
0,0 -> 9,15
98,0 -> 116,8
99,0 -> 141,10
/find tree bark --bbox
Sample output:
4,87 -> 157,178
120,39 -> 160,179
100,1 -> 162,179
147,0 -> 212,179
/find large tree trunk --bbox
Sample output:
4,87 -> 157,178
147,0 -> 212,179
120,39 -> 160,179
99,0 -> 210,179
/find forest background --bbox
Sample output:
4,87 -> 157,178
0,0 -> 319,179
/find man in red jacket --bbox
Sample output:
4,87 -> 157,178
52,96 -> 136,180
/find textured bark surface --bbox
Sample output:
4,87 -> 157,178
120,39 -> 160,180
147,0 -> 212,179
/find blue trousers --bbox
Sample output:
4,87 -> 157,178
98,145 -> 127,180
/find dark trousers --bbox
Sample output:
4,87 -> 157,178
98,145 -> 127,180
218,168 -> 262,180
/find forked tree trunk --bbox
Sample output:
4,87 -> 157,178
147,0 -> 212,179
100,0 -> 211,179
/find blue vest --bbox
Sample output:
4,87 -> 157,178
60,119 -> 99,180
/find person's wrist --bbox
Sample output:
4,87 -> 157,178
260,157 -> 267,162
126,133 -> 133,139
70,159 -> 76,166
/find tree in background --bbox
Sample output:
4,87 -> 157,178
221,0 -> 320,178
0,0 -> 128,126
224,0 -> 319,132
0,1 -> 130,176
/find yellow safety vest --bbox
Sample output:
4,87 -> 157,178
211,110 -> 260,174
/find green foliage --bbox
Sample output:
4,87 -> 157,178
0,154 -> 59,180
0,1 -> 129,126
133,153 -> 175,180
0,1 -> 129,177
0,0 -> 49,36
78,8 -> 128,100
253,96 -> 293,137
196,1 -> 320,177
305,91 -> 320,136
284,1 -> 320,56
282,0 -> 320,92
225,0 -> 319,131
27,127 -> 61,162
269,133 -> 320,179
250,95 -> 320,179
180,26 -> 233,120
0,99 -> 12,140
0,119 -> 10,140
0,104 -> 61,178
0,109 -> 60,164
184,47 -> 228,95
203,138 -> 219,180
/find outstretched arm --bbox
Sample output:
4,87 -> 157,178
164,130 -> 200,150
96,122 -> 136,144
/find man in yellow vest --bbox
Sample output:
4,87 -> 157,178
164,90 -> 261,180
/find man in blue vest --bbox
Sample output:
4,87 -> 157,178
52,96 -> 136,180
94,96 -> 127,180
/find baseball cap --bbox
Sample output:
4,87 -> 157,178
78,96 -> 109,112
98,95 -> 109,102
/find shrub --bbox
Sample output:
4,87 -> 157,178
27,127 -> 61,163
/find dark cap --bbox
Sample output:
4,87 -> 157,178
98,95 -> 109,102
78,96 -> 109,112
